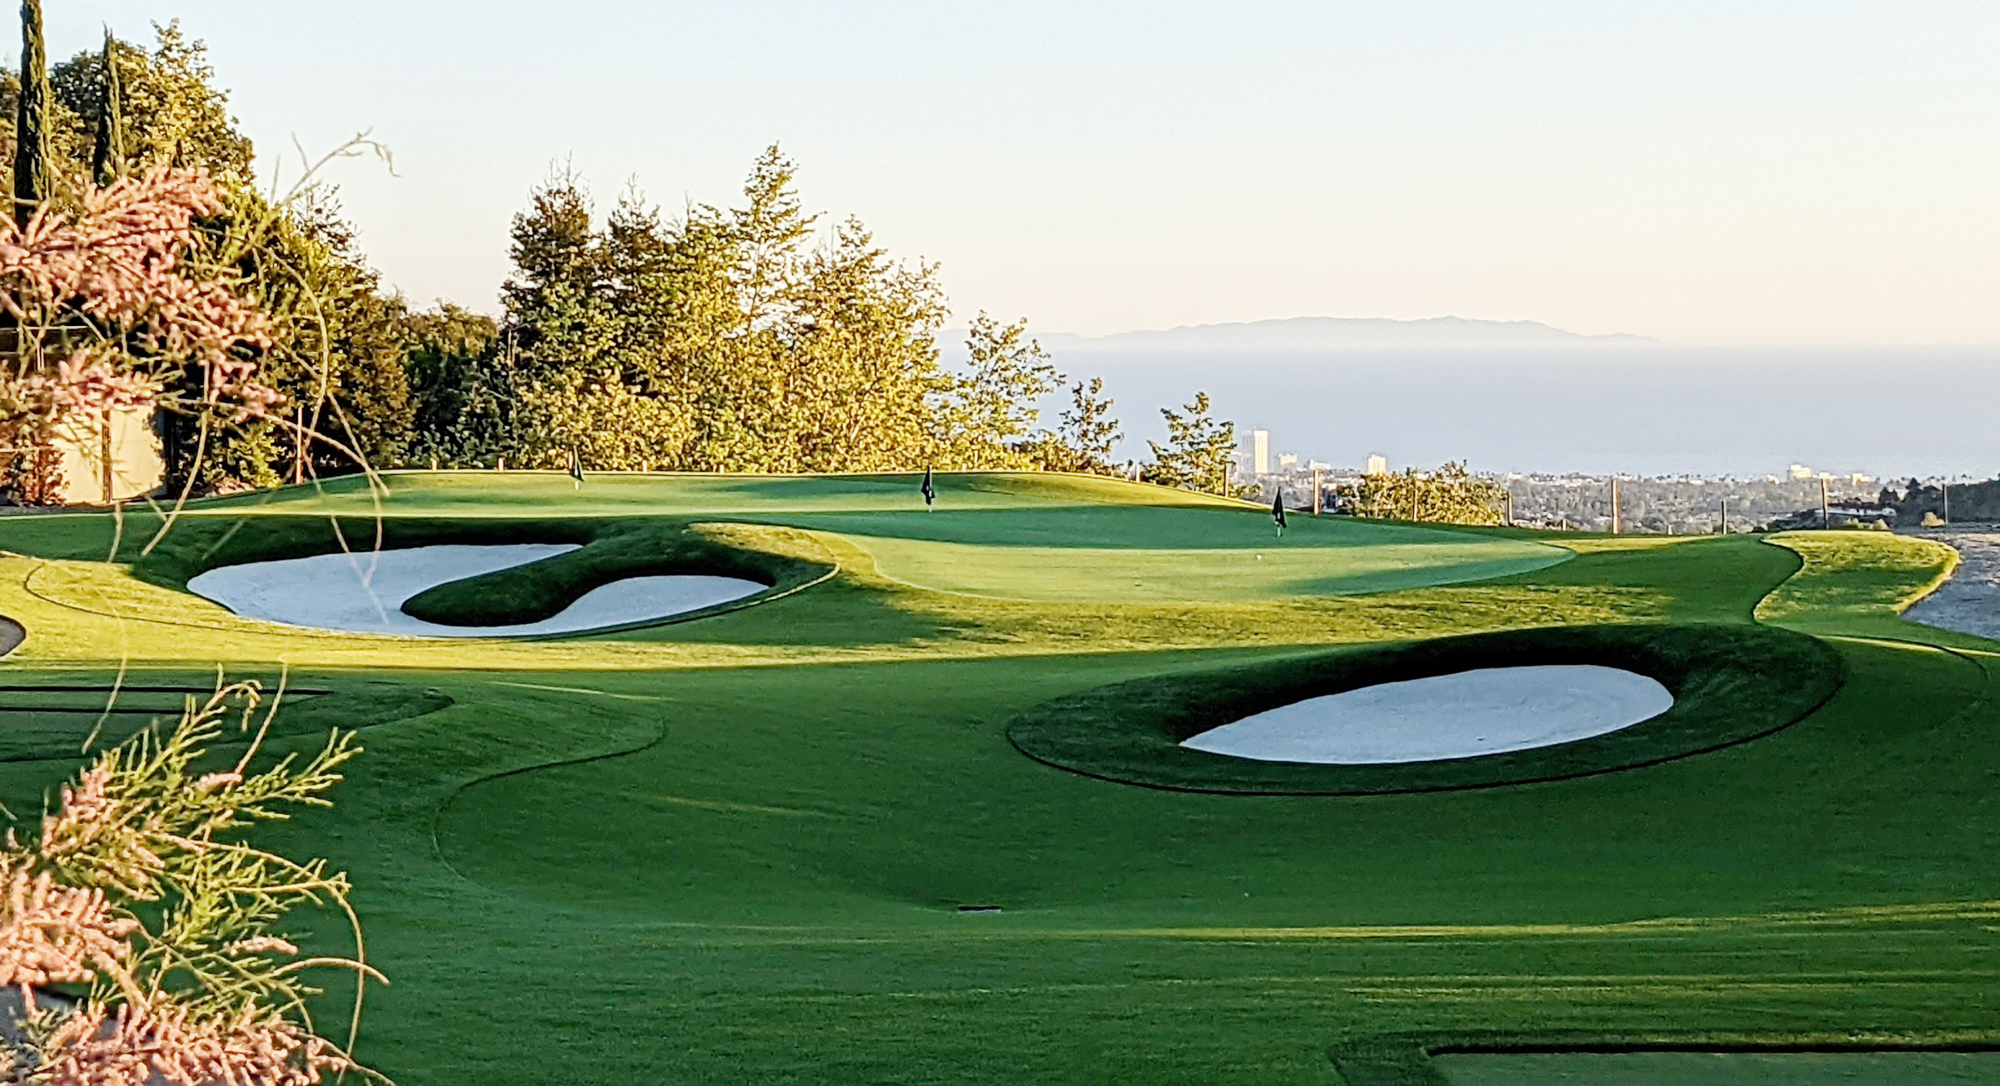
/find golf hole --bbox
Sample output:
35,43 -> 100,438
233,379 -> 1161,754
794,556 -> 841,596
187,544 -> 764,637
1180,665 -> 1674,764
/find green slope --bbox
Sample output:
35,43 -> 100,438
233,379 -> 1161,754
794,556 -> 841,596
0,477 -> 1991,1085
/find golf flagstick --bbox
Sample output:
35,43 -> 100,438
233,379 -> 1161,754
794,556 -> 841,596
921,467 -> 935,510
568,448 -> 584,489
1272,487 -> 1287,538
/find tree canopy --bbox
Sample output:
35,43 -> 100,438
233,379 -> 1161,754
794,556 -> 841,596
1145,392 -> 1236,496
414,146 -> 1118,478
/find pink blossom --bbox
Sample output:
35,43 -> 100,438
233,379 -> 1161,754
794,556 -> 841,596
0,166 -> 282,440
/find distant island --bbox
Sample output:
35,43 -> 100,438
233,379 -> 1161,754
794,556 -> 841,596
1043,316 -> 1656,350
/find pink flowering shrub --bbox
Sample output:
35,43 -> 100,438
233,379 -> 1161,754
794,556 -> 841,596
0,166 -> 279,454
0,681 -> 382,1085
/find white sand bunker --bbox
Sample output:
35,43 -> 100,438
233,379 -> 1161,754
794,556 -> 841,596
186,544 -> 763,638
1181,665 -> 1673,764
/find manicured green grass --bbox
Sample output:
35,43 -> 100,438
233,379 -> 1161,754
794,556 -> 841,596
0,472 -> 1991,1085
1436,1051 -> 2000,1085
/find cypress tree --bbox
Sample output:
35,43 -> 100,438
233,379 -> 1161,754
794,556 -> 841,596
90,30 -> 126,188
13,0 -> 48,227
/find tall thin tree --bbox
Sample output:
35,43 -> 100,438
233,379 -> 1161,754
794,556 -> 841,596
13,0 -> 48,228
90,29 -> 127,188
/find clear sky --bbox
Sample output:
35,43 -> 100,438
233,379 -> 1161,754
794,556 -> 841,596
43,1 -> 2000,343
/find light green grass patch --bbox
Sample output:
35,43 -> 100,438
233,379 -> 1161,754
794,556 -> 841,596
845,535 -> 1567,601
1756,531 -> 1960,632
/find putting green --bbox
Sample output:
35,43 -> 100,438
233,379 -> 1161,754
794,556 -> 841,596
176,472 -> 1573,603
842,530 -> 1565,601
0,478 -> 1990,1086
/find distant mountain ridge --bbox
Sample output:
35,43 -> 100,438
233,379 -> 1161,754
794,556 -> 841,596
1040,316 -> 1655,350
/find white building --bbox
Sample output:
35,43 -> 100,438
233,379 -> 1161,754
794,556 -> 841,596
1365,454 -> 1389,476
1250,429 -> 1270,476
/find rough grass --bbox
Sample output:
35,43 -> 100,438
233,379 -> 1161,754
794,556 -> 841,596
0,474 -> 1991,1085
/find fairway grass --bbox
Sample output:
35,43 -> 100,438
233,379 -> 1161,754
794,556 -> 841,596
0,474 -> 1992,1084
1436,1051 -> 2000,1085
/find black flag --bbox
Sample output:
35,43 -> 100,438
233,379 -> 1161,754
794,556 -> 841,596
568,447 -> 584,488
1272,488 -> 1287,535
921,467 -> 936,509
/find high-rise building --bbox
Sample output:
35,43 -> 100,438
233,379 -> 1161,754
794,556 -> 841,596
1365,454 -> 1389,476
1251,429 -> 1270,476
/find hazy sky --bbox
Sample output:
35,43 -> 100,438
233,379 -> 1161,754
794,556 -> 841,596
43,1 -> 2000,343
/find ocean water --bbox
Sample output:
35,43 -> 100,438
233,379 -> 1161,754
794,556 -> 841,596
1040,344 -> 2000,479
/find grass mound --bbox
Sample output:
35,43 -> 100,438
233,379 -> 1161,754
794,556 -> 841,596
400,522 -> 825,627
1007,622 -> 1842,794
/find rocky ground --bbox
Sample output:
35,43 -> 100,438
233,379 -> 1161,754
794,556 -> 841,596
1902,527 -> 2000,640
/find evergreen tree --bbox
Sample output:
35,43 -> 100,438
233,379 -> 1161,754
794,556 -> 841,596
12,0 -> 47,227
88,29 -> 123,187
731,144 -> 814,333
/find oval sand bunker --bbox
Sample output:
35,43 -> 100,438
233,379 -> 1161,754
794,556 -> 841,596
187,544 -> 763,638
1181,665 -> 1673,764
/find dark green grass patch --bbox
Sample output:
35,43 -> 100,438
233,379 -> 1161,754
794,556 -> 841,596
1436,1050 -> 2000,1086
1334,1033 -> 2000,1086
1007,623 -> 1842,795
0,671 -> 451,762
399,521 -> 828,626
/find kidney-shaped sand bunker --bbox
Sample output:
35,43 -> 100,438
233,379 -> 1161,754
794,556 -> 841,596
1181,664 -> 1674,764
1008,623 -> 1842,795
188,544 -> 765,637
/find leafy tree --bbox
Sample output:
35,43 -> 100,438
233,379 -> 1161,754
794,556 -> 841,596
935,312 -> 1060,469
1344,460 -> 1506,525
1047,376 -> 1122,473
4,25 -> 408,495
1146,391 -> 1235,495
773,217 -> 948,471
516,364 -> 693,471
10,22 -> 253,197
0,168 -> 276,502
406,144 -> 1124,481
400,302 -> 501,466
152,185 -> 413,492
730,144 -> 814,333
459,148 -> 958,474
